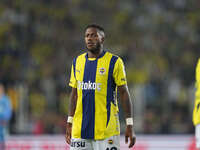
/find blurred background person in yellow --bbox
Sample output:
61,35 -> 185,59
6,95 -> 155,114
193,59 -> 200,150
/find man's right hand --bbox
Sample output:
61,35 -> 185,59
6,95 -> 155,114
65,122 -> 72,144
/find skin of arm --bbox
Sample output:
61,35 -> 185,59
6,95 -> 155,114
65,87 -> 77,144
118,85 -> 136,148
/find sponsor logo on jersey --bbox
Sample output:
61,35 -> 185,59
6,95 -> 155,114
78,81 -> 101,90
99,67 -> 106,75
70,141 -> 85,148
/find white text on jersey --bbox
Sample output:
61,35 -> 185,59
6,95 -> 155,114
78,81 -> 101,90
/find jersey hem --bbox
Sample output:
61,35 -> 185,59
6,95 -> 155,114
72,133 -> 120,140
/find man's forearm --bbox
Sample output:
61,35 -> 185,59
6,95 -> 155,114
120,92 -> 133,118
118,85 -> 136,148
68,88 -> 77,116
68,99 -> 76,117
118,85 -> 133,118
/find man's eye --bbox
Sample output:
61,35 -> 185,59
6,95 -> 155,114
85,34 -> 97,38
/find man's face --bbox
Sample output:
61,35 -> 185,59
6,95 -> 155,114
85,27 -> 104,54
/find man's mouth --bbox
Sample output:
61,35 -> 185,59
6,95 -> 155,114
87,43 -> 94,46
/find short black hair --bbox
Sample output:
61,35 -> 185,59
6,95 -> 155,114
85,24 -> 105,33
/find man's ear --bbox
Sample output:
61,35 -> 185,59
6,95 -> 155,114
101,36 -> 105,43
97,31 -> 105,43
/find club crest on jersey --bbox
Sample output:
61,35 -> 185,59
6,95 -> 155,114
99,67 -> 106,75
108,139 -> 113,144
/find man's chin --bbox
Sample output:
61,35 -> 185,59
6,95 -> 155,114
87,48 -> 100,54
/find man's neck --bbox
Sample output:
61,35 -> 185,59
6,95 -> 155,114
88,48 -> 103,58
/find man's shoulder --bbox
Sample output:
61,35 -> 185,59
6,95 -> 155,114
197,58 -> 200,70
78,52 -> 87,57
105,51 -> 120,59
106,52 -> 126,65
198,58 -> 200,66
73,52 -> 87,61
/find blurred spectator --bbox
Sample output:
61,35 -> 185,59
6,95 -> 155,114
7,85 -> 19,134
193,58 -> 200,149
0,83 -> 12,149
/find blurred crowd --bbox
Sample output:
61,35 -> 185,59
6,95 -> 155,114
0,0 -> 199,135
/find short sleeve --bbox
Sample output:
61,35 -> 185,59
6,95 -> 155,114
69,63 -> 77,88
113,57 -> 127,86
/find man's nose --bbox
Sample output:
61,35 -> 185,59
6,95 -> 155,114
87,36 -> 92,41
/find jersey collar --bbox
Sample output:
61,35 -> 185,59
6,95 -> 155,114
85,50 -> 106,60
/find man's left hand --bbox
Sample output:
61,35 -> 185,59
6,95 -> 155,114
125,125 -> 136,148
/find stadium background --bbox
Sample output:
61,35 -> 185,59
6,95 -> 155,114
0,0 -> 199,149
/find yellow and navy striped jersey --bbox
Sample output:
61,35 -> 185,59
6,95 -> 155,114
69,51 -> 127,140
193,58 -> 200,125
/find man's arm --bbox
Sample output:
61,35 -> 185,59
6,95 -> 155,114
68,87 -> 78,116
65,87 -> 77,144
118,85 -> 136,148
